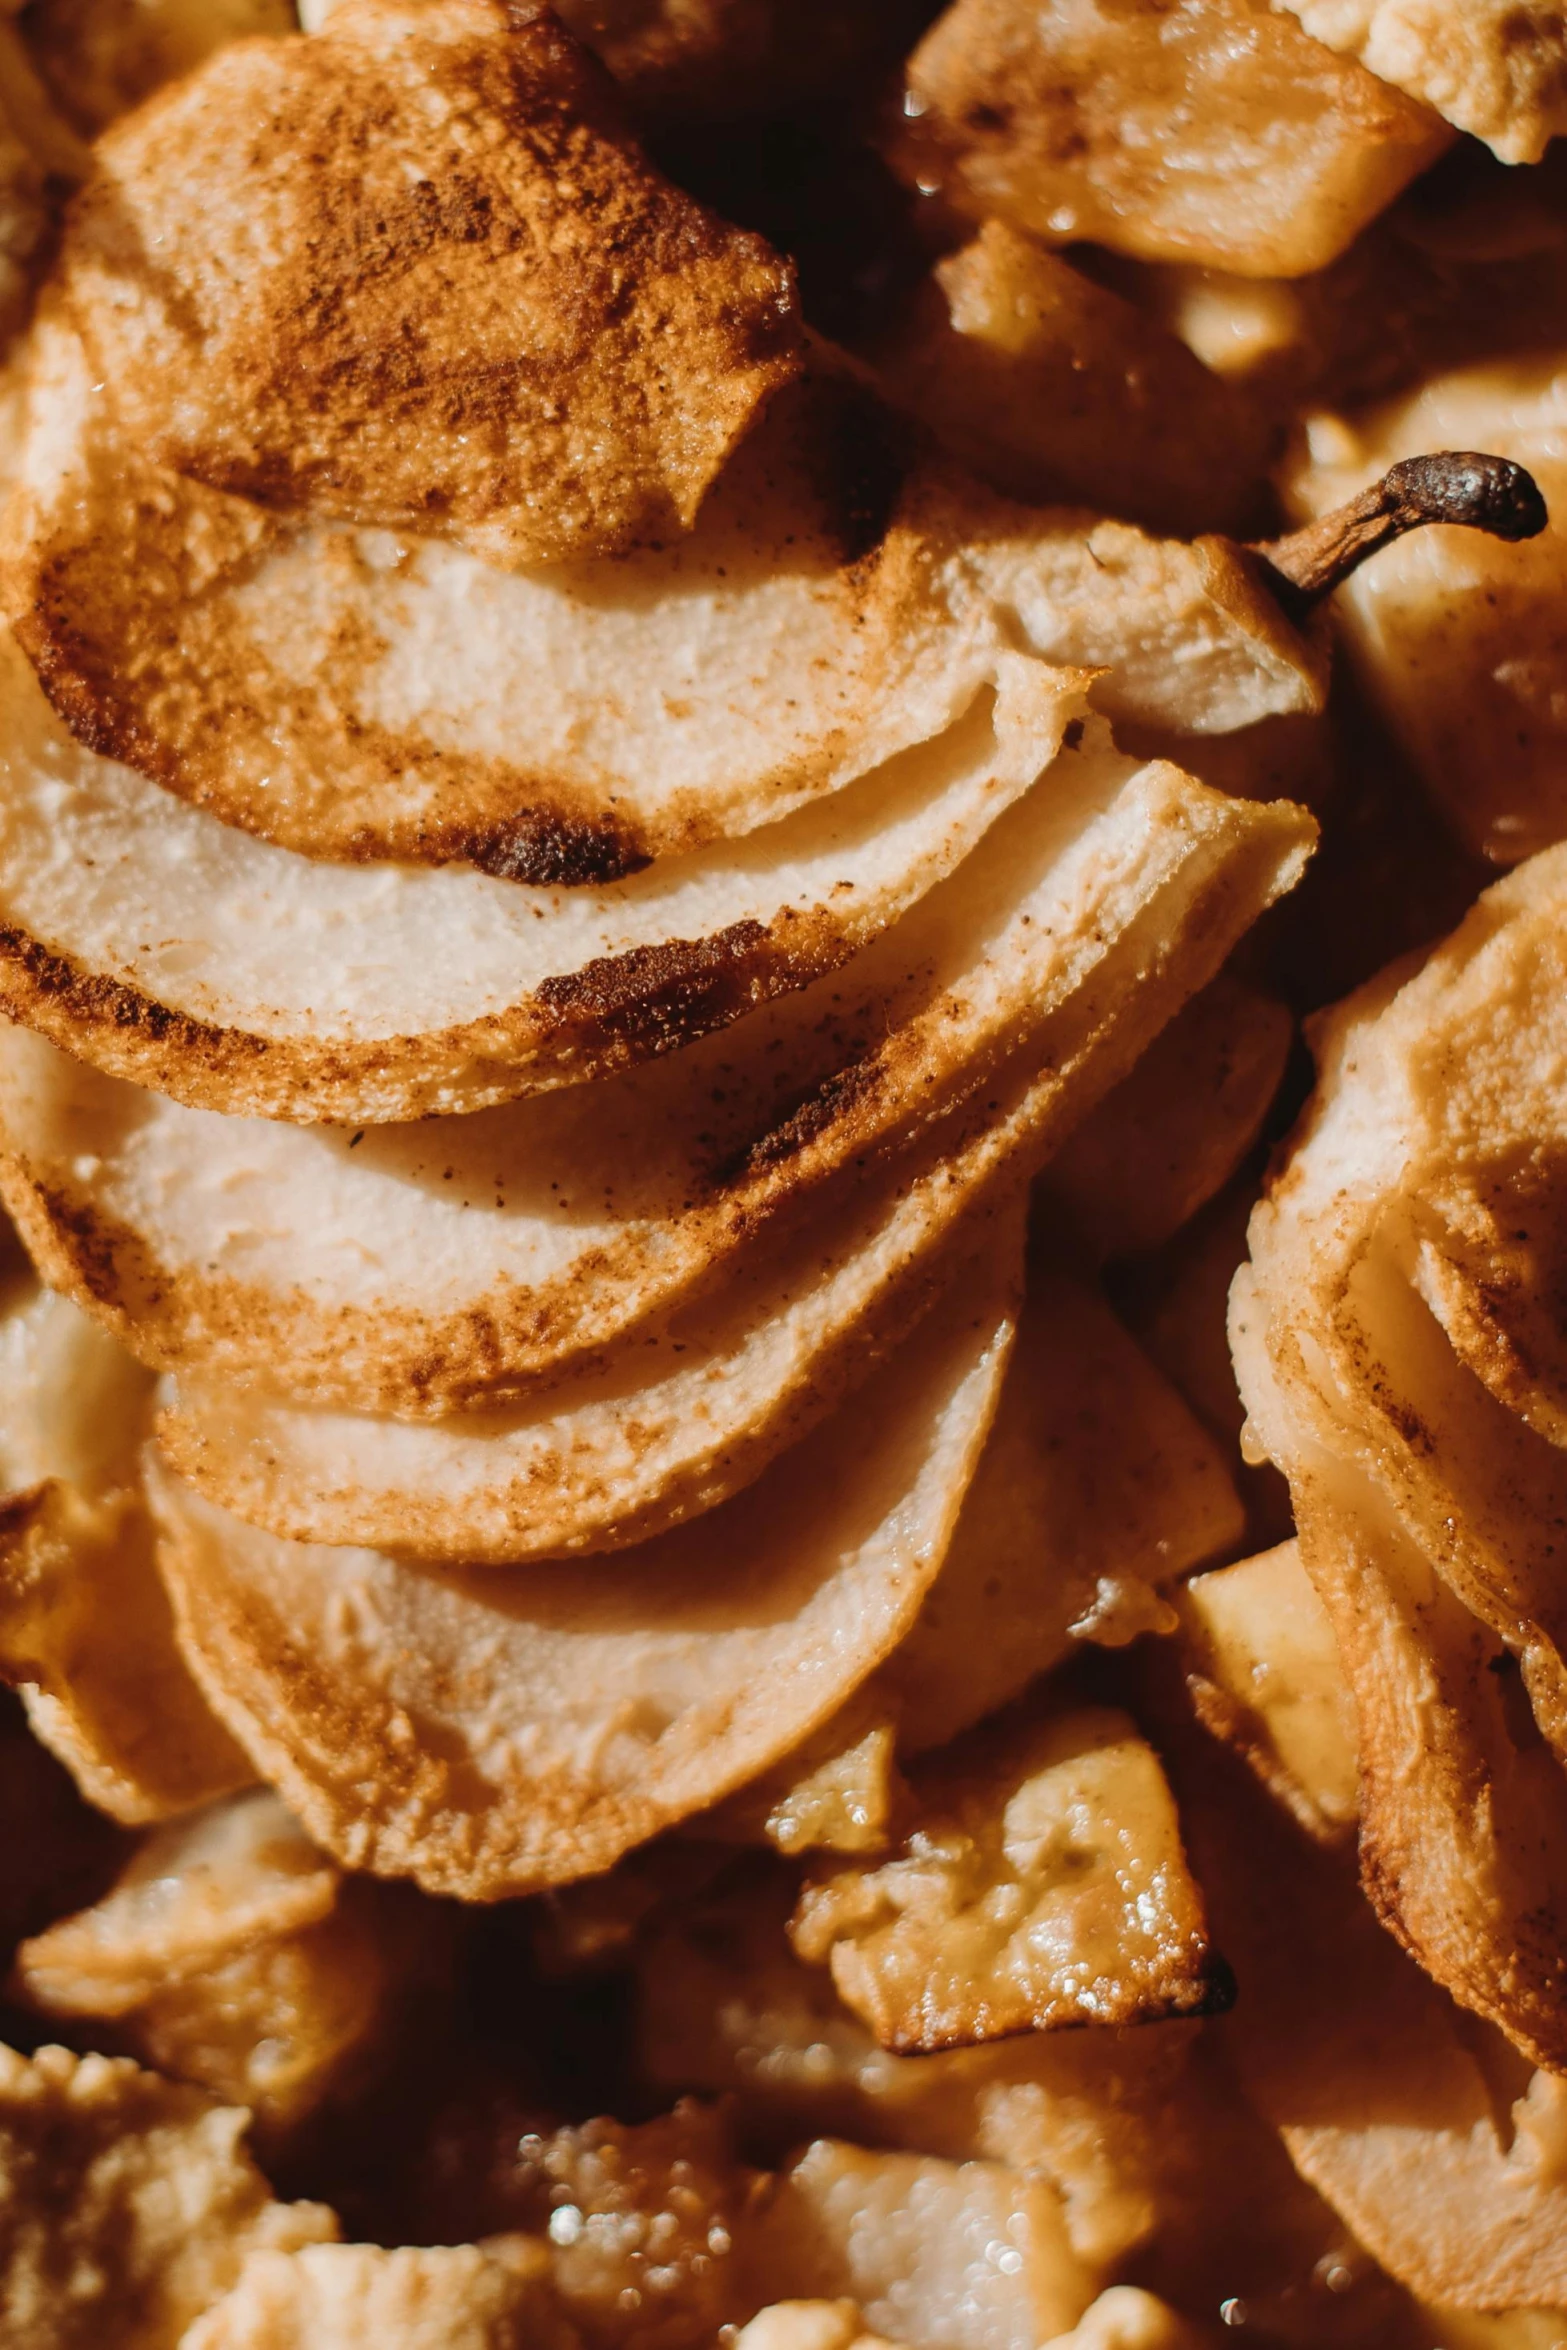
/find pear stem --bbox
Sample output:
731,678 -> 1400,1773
1251,451 -> 1548,617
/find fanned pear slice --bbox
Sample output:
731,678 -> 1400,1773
892,0 -> 1450,279
1284,365 -> 1567,863
1276,1 -> 1567,161
1,314 -> 1323,879
155,786 -> 1314,1559
148,1259 -> 1017,1898
0,744 -> 1290,1414
789,1705 -> 1227,2052
0,1272 -> 250,1822
874,1267 -> 1243,1755
0,628 -> 1081,1124
62,0 -> 804,569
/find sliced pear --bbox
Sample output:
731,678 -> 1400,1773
892,0 -> 1450,279
0,743 -> 1291,1414
1,314 -> 1322,882
0,1273 -> 249,1822
151,776 -> 1309,1562
0,625 -> 1087,1123
1231,857 -> 1567,2063
875,1267 -> 1243,1756
1283,364 -> 1567,863
147,1258 -> 1015,1897
61,0 -> 804,570
1276,1 -> 1567,161
789,1705 -> 1226,2052
1042,972 -> 1292,1261
874,222 -> 1274,538
0,2041 -> 335,2350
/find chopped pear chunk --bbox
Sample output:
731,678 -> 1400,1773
790,1706 -> 1227,2051
894,0 -> 1451,278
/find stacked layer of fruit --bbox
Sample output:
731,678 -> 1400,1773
0,2 -> 1562,2346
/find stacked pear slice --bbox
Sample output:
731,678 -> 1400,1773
0,0 -> 1321,1897
1233,844 -> 1567,2071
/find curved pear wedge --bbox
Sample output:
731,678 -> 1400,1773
1233,1279 -> 1567,2073
0,1273 -> 250,1822
0,750 -> 1307,1414
1282,366 -> 1564,863
0,626 -> 1079,1123
154,786 -> 1313,1558
2,317 -> 1322,877
148,1256 -> 1018,1900
1233,849 -> 1567,2063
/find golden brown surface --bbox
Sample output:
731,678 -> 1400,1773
61,0 -> 802,569
0,0 -> 1559,2335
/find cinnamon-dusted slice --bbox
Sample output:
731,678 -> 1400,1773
152,786 -> 1313,1560
148,1257 -> 1017,1899
2,319 -> 1322,879
61,0 -> 803,568
0,744 -> 1306,1414
0,627 -> 1074,1124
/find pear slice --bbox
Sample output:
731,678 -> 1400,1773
1,316 -> 1322,880
151,783 -> 1311,1561
891,0 -> 1451,279
874,1267 -> 1243,1756
0,1271 -> 250,1823
1231,851 -> 1567,2065
0,625 -> 1085,1123
60,0 -> 804,570
0,746 -> 1308,1415
147,1253 -> 1016,1898
10,1788 -> 425,2141
872,222 -> 1275,539
1275,1 -> 1567,162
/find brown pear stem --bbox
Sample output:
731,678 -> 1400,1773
1251,451 -> 1548,617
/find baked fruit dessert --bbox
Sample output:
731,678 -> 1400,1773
0,2 -> 1561,2344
